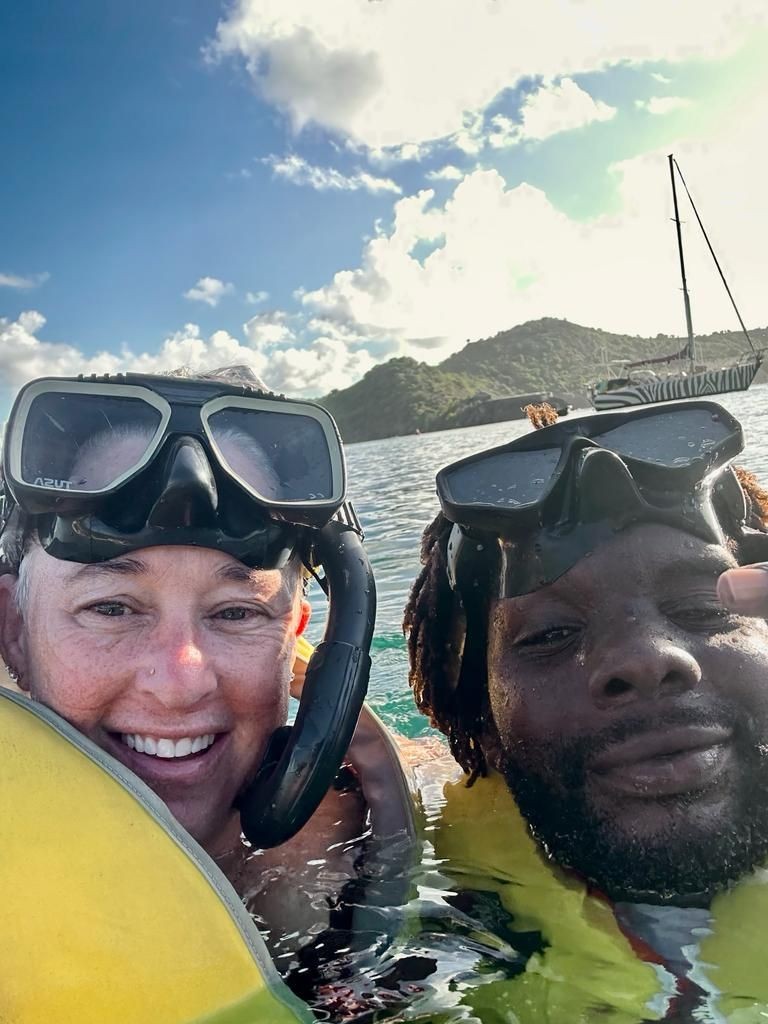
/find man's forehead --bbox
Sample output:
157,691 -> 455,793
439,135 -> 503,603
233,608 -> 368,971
509,525 -> 737,611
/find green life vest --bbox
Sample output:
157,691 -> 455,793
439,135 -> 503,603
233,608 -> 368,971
435,771 -> 768,1023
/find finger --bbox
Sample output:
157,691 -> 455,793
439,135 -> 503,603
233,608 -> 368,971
717,565 -> 768,613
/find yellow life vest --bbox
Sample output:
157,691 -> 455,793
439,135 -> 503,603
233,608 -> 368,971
435,771 -> 768,1023
0,687 -> 314,1024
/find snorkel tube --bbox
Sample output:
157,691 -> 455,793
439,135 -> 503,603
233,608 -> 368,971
238,519 -> 376,848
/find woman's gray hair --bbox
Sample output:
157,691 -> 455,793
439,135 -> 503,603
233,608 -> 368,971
172,364 -> 272,393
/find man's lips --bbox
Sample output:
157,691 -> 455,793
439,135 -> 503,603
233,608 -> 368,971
589,726 -> 734,798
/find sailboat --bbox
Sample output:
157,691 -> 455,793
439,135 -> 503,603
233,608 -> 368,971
589,155 -> 763,411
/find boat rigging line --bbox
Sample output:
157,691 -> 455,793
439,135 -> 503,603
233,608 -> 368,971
670,154 -> 757,356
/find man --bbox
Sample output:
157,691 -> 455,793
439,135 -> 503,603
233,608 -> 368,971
0,367 -> 414,1022
405,400 -> 768,1021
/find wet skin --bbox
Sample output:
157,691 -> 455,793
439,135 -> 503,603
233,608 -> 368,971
1,542 -> 308,853
484,523 -> 768,898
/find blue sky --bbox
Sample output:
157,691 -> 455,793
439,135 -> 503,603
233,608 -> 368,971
2,1 -> 768,414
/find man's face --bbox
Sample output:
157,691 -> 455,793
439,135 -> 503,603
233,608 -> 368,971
7,543 -> 308,852
484,523 -> 768,903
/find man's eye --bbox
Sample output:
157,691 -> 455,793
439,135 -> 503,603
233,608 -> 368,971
674,604 -> 735,630
516,626 -> 578,650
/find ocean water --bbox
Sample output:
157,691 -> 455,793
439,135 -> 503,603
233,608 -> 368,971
309,386 -> 768,738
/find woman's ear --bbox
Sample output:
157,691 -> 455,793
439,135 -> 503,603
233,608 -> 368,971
0,575 -> 29,691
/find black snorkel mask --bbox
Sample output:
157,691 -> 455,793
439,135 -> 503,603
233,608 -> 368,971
437,401 -> 766,603
1,371 -> 376,849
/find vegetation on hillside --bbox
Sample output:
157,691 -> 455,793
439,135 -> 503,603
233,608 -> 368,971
320,318 -> 768,443
442,318 -> 768,394
321,357 -> 491,442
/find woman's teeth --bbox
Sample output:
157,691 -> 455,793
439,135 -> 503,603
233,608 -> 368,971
120,733 -> 216,758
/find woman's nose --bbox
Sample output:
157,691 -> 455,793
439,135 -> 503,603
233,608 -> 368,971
587,636 -> 702,710
136,629 -> 218,710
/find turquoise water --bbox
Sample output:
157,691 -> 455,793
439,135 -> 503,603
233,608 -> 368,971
310,386 -> 768,738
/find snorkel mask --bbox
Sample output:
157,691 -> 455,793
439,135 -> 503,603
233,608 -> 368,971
0,371 -> 375,849
437,401 -> 766,602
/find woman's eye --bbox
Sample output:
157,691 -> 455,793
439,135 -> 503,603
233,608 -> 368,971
215,606 -> 254,622
89,602 -> 129,617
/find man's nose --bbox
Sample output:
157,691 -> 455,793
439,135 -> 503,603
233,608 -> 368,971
587,636 -> 702,710
136,627 -> 218,710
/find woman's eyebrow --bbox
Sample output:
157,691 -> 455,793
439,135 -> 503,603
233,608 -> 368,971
70,557 -> 148,582
214,563 -> 272,586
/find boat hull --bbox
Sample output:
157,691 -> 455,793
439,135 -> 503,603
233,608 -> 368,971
591,356 -> 762,411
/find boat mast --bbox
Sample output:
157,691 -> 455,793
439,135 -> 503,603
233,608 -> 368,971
672,156 -> 757,357
669,154 -> 695,373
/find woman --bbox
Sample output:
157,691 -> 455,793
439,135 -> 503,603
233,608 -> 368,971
0,366 -> 414,1022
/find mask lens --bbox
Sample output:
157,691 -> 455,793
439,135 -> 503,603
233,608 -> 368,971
19,392 -> 163,492
442,448 -> 561,508
206,407 -> 335,503
591,407 -> 732,467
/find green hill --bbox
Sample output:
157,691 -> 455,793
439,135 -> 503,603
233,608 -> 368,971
320,318 -> 768,443
320,357 -> 491,442
442,317 -> 768,394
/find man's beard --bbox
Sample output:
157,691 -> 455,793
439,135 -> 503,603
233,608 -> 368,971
497,702 -> 768,905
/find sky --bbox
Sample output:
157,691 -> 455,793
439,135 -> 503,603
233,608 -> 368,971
2,1 -> 768,415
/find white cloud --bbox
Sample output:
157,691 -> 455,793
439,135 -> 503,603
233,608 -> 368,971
426,165 -> 465,182
366,141 -> 430,165
0,271 -> 50,290
0,312 -> 121,399
183,276 -> 235,307
0,315 -> 259,396
251,336 -> 375,395
298,100 -> 768,364
451,110 -> 486,155
515,77 -> 616,141
0,312 -> 374,407
651,72 -> 672,84
485,79 -> 617,149
636,95 -> 694,115
243,310 -> 295,347
208,0 -> 766,150
246,289 -> 269,305
263,153 -> 401,194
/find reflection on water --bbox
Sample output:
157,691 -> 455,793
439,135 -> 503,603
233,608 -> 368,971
298,387 -> 768,1022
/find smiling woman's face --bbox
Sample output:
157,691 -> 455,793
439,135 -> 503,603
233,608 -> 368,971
485,522 -> 768,901
4,543 -> 308,852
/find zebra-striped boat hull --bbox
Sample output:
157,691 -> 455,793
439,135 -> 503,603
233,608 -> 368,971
591,356 -> 762,411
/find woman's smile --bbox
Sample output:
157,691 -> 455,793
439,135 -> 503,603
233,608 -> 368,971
102,727 -> 232,786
